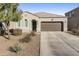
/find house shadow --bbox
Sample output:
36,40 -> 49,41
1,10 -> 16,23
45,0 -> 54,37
2,35 -> 8,39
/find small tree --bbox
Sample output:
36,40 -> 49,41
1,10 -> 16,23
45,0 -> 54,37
0,3 -> 22,39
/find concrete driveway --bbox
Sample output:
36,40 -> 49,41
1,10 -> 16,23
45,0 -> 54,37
40,32 -> 79,56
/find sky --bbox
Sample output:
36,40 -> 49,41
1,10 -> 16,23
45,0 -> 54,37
19,3 -> 79,16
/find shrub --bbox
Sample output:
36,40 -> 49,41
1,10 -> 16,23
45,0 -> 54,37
10,29 -> 22,36
9,43 -> 22,53
19,34 -> 31,43
30,31 -> 36,36
0,30 -> 5,35
9,29 -> 14,34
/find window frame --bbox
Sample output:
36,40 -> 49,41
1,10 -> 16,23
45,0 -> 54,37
18,21 -> 20,27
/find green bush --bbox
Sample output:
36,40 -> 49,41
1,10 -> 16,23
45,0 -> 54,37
9,43 -> 22,53
10,29 -> 22,36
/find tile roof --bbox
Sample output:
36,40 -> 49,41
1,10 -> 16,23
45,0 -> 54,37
34,12 -> 65,18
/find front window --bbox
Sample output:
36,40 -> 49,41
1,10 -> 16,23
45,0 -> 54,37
18,21 -> 20,27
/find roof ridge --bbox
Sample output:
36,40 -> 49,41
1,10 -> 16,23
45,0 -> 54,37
34,12 -> 64,16
34,12 -> 65,17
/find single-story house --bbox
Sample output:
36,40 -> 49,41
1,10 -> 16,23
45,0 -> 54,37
9,11 -> 67,32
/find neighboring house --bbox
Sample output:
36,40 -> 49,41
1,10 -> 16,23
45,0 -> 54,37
9,11 -> 67,32
65,7 -> 79,31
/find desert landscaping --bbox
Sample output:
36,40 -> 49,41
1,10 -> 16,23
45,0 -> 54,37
0,32 -> 40,56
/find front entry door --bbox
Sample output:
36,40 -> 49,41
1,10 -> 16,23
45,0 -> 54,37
32,20 -> 37,31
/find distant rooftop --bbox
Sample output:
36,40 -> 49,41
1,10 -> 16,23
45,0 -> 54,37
65,7 -> 79,14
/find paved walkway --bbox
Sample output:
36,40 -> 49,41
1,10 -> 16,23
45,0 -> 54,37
40,32 -> 79,56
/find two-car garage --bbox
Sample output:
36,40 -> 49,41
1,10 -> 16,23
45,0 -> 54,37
34,12 -> 67,32
41,21 -> 63,31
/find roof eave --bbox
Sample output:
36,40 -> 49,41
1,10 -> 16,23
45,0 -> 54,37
23,11 -> 40,18
39,17 -> 67,18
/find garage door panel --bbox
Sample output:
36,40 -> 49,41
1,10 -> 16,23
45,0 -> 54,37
41,22 -> 63,31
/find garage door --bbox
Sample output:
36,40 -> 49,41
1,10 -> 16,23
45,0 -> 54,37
41,21 -> 63,31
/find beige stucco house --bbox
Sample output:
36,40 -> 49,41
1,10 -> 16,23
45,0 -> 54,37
9,11 -> 67,32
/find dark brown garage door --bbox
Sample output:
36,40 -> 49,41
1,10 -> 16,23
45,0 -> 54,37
41,21 -> 63,31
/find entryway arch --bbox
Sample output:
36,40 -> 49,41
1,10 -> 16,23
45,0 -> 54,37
32,20 -> 37,31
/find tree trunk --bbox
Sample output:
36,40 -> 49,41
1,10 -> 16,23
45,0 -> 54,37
7,25 -> 10,40
5,21 -> 10,40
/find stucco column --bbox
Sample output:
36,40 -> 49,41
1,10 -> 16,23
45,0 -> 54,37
29,19 -> 32,32
64,18 -> 67,32
37,20 -> 41,32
